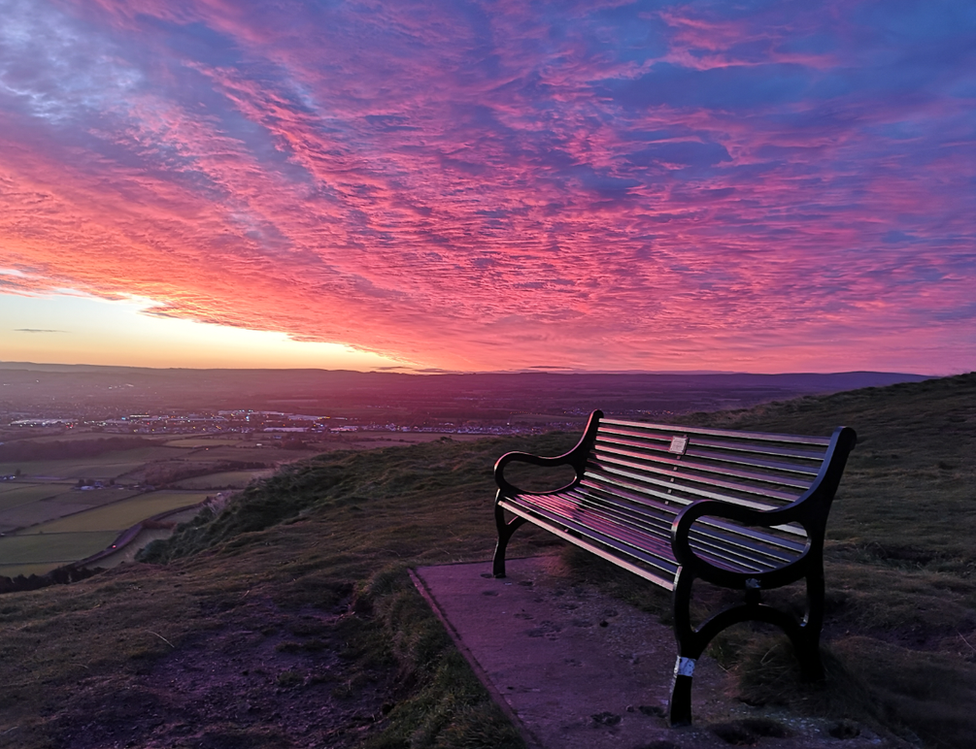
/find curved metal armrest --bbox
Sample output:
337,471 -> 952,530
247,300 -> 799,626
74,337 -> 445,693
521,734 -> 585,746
671,499 -> 815,584
671,424 -> 855,582
494,409 -> 603,496
494,450 -> 580,495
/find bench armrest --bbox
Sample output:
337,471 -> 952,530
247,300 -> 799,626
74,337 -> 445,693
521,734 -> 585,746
670,425 -> 855,588
494,410 -> 603,496
670,499 -> 819,588
494,450 -> 578,495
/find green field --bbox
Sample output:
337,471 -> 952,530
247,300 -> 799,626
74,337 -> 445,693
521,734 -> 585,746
25,432 -> 167,444
0,486 -> 147,537
0,490 -> 210,576
0,483 -> 75,511
181,443 -> 310,462
0,532 -> 119,576
171,469 -> 274,489
0,445 -> 194,480
0,435 -> 273,574
163,437 -> 245,448
17,491 -> 209,535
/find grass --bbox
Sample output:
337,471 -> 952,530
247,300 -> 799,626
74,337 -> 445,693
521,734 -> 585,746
0,433 -> 568,748
0,374 -> 974,748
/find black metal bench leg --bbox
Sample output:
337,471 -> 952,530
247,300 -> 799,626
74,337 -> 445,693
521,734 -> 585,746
669,565 -> 828,727
669,655 -> 698,726
491,501 -> 526,578
796,568 -> 826,681
668,567 -> 701,726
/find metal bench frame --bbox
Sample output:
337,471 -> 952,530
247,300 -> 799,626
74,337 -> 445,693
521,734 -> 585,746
491,410 -> 856,725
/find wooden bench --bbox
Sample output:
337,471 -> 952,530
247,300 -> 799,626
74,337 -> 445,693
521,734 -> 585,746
491,410 -> 856,725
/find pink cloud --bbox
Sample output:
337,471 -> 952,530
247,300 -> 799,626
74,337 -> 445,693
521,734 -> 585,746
1,0 -> 974,373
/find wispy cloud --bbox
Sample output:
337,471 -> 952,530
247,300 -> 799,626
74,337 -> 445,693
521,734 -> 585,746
0,0 -> 973,373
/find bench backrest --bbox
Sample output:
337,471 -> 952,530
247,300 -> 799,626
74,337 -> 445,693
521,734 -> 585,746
576,413 -> 857,541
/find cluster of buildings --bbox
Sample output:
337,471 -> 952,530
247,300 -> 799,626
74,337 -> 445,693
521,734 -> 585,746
2,408 -> 559,438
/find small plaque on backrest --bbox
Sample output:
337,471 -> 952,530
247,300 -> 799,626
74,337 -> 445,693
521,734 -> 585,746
669,435 -> 689,455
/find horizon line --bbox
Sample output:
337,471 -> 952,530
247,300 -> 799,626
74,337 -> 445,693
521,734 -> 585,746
0,360 -> 942,379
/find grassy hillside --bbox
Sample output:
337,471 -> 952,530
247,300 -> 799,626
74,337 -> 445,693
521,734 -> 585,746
670,373 -> 976,748
0,374 -> 974,748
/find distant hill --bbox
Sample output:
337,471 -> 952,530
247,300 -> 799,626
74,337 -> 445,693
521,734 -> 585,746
0,362 -> 933,421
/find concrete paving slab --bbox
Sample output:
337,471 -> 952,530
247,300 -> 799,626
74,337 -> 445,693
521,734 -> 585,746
412,556 -> 898,749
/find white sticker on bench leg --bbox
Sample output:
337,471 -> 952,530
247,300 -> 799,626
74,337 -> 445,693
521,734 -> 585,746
674,656 -> 696,677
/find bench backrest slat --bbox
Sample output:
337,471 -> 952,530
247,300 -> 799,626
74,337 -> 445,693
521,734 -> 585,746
581,467 -> 806,523
594,443 -> 816,490
598,426 -> 829,463
685,440 -> 828,463
589,421 -> 828,507
566,417 -> 842,548
588,455 -> 805,505
601,418 -> 833,447
599,434 -> 825,477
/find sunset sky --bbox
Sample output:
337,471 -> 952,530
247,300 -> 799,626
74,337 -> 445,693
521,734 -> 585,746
1,1 -> 974,375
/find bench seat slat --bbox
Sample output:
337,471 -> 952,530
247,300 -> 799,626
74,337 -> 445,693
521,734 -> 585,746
498,495 -> 678,587
503,491 -> 798,577
580,470 -> 810,538
504,492 -> 674,564
506,487 -> 803,575
500,493 -> 715,578
566,489 -> 805,571
569,486 -> 808,560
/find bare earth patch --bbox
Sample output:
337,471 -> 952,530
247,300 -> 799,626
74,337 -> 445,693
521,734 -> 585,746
50,595 -> 397,749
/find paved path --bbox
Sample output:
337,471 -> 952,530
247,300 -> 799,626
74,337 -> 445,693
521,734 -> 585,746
413,556 -> 898,749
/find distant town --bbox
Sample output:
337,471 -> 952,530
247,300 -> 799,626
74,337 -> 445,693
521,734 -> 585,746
3,407 -> 554,438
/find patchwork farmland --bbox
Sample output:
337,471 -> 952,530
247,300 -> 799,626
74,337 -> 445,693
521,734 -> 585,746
0,435 -> 291,576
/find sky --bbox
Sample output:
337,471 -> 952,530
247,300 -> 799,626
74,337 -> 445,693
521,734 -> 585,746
1,1 -> 974,375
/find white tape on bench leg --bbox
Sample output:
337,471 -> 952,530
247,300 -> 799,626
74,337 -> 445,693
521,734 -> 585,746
674,656 -> 696,677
